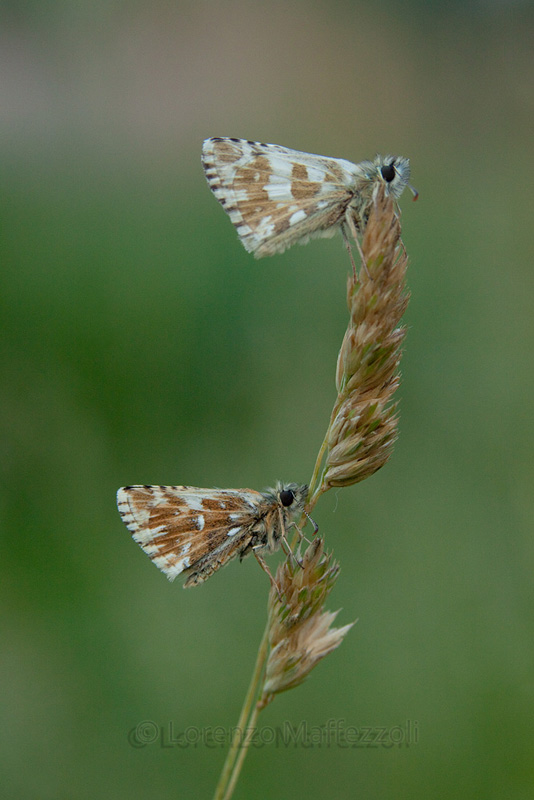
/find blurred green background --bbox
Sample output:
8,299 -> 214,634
2,1 -> 533,798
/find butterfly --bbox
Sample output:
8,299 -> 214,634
201,137 -> 417,259
117,482 -> 309,588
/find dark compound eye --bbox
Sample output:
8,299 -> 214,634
380,163 -> 396,182
279,489 -> 295,507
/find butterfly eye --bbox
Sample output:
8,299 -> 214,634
380,163 -> 396,183
279,489 -> 295,507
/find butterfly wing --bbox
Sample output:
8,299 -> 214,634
202,137 -> 362,257
117,485 -> 263,584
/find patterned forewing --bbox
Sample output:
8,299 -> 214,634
202,138 -> 359,256
117,485 -> 263,581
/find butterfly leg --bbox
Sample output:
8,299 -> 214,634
280,529 -> 306,569
343,212 -> 370,280
285,521 -> 311,547
253,551 -> 282,598
341,222 -> 359,280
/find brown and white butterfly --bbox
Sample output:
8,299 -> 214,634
201,137 -> 417,259
117,482 -> 308,588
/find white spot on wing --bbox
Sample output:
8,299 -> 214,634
186,496 -> 205,512
227,526 -> 241,537
265,181 -> 292,202
306,165 -> 326,182
157,555 -> 191,580
289,209 -> 307,225
134,524 -> 167,544
266,156 -> 294,178
141,543 -> 160,556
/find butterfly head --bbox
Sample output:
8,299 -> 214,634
263,482 -> 308,517
374,155 -> 418,201
276,482 -> 308,513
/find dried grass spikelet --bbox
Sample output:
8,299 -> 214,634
312,185 -> 410,497
258,538 -> 354,709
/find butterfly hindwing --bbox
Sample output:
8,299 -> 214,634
201,137 -> 359,256
117,485 -> 263,582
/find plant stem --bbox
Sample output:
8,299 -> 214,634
307,396 -> 343,511
307,432 -> 329,509
222,702 -> 261,800
213,620 -> 270,800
